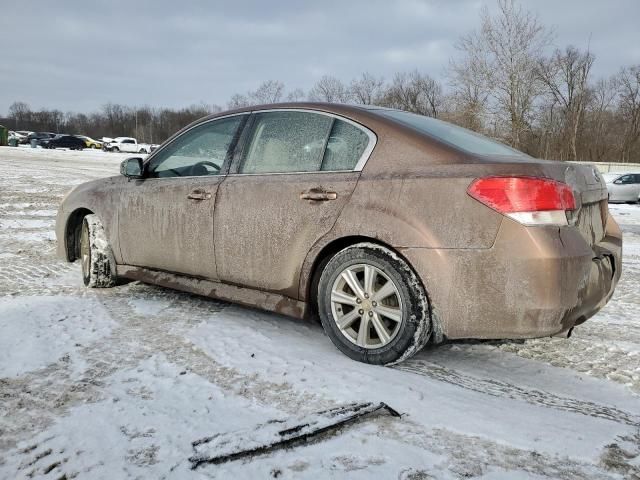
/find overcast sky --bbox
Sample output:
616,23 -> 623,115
1,0 -> 639,114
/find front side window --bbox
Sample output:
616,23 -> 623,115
616,175 -> 634,184
148,116 -> 244,178
239,111 -> 333,174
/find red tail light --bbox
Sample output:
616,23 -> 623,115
468,177 -> 576,226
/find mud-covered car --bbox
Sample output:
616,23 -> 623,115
56,103 -> 622,365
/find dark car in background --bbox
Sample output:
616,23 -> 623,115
41,135 -> 86,150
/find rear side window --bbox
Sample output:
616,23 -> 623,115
320,120 -> 370,171
240,111 -> 333,174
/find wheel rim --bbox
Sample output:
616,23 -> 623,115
80,223 -> 90,279
330,263 -> 403,349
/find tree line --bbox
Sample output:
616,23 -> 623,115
2,0 -> 639,162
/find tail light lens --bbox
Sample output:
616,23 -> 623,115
467,176 -> 576,226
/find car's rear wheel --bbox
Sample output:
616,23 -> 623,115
318,242 -> 431,365
112,147 -> 119,153
80,214 -> 117,288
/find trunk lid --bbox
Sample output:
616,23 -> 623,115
547,162 -> 608,247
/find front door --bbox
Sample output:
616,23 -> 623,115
613,174 -> 640,201
117,114 -> 247,279
214,110 -> 374,298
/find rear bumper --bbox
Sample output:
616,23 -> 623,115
401,214 -> 622,340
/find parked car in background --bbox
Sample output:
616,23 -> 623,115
40,134 -> 86,150
75,135 -> 103,149
26,132 -> 57,146
15,131 -> 33,144
105,137 -> 151,153
605,172 -> 640,203
56,103 -> 622,365
9,130 -> 28,143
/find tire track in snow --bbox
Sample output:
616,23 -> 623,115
395,359 -> 640,427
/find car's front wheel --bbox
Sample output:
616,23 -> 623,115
80,214 -> 117,288
318,243 -> 431,365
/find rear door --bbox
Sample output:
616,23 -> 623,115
117,114 -> 247,279
214,109 -> 375,298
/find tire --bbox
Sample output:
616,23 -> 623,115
80,214 -> 117,288
317,242 -> 431,365
112,147 -> 119,153
91,144 -> 97,149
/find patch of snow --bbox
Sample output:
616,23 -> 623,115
0,296 -> 117,377
0,218 -> 54,229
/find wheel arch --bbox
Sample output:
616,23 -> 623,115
302,235 -> 433,324
64,207 -> 94,261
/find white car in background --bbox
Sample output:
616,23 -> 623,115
604,172 -> 640,203
9,130 -> 29,144
105,137 -> 151,154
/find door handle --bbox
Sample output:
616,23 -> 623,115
300,190 -> 337,201
187,190 -> 212,201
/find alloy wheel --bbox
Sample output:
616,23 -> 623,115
330,263 -> 403,349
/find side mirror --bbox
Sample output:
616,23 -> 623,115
120,157 -> 144,178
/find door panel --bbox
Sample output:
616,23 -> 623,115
118,176 -> 221,278
117,114 -> 247,279
215,172 -> 359,297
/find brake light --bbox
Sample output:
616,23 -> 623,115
467,177 -> 576,226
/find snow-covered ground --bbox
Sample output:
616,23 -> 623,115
0,146 -> 639,479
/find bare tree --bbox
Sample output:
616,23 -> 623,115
616,65 -> 640,162
381,70 -> 443,117
286,88 -> 306,102
350,73 -> 385,105
308,76 -> 350,103
449,34 -> 490,131
582,77 -> 618,161
249,80 -> 285,104
8,101 -> 31,129
227,93 -> 250,109
454,0 -> 553,148
537,46 -> 594,160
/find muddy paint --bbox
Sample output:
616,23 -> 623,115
57,102 -> 622,344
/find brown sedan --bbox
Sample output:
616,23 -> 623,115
56,103 -> 622,364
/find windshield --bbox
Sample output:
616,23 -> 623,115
377,109 -> 528,158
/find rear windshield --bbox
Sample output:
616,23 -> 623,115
377,110 -> 527,158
